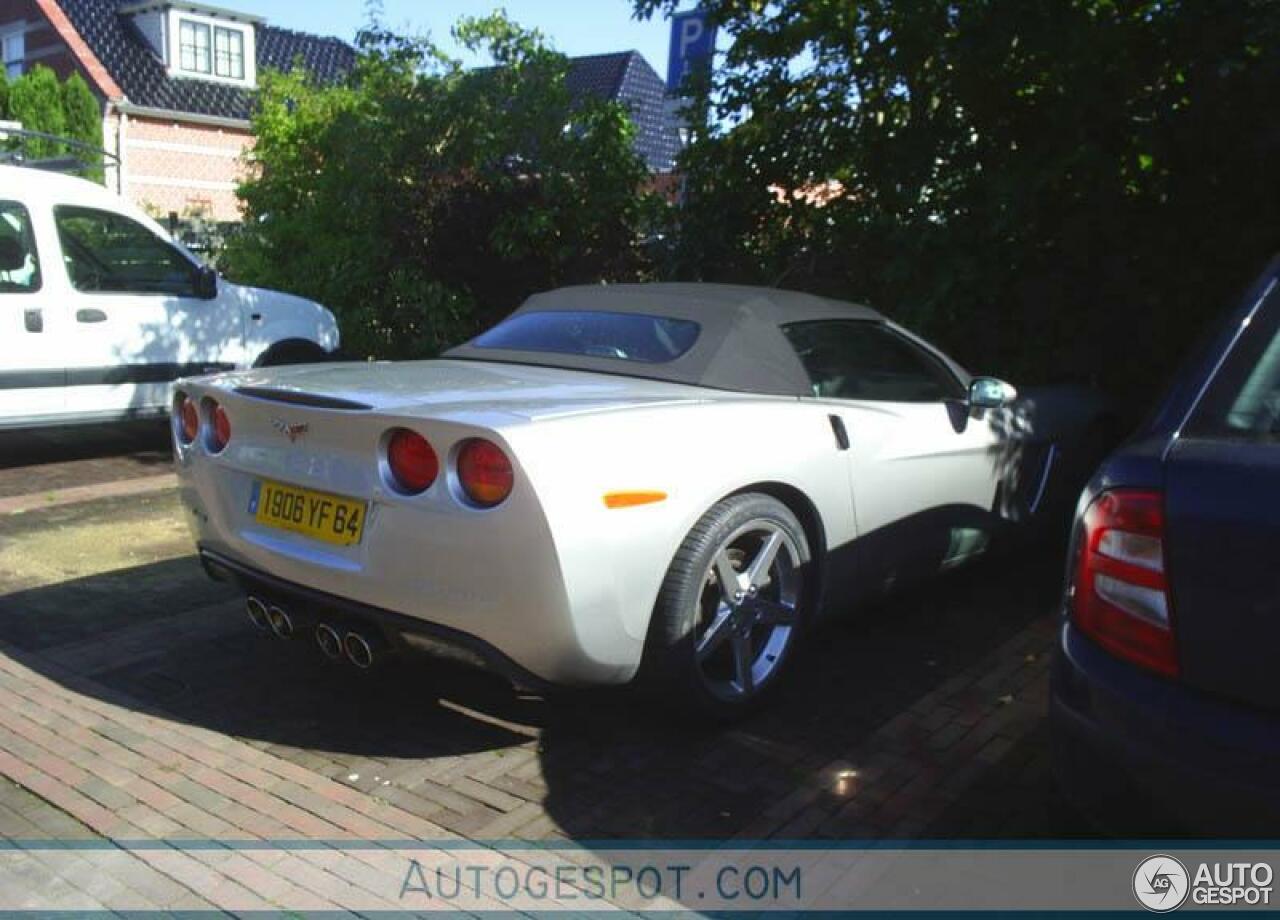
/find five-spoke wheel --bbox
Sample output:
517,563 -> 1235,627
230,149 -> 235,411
642,493 -> 811,717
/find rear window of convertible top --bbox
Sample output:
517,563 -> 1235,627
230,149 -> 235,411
471,310 -> 701,364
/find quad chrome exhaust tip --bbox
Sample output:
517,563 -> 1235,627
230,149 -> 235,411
343,631 -> 375,670
246,596 -> 270,632
266,604 -> 294,639
315,624 -> 343,661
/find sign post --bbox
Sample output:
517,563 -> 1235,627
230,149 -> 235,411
665,8 -> 716,204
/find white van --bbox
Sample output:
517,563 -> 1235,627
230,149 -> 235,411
0,165 -> 339,430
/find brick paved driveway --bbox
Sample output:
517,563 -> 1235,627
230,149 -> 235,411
0,454 -> 1165,908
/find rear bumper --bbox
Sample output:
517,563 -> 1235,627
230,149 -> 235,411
201,548 -> 554,691
1050,620 -> 1280,834
176,424 -> 647,686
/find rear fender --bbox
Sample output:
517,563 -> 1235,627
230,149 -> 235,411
505,399 -> 855,648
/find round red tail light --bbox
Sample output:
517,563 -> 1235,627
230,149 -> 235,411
386,428 -> 439,494
207,400 -> 231,453
177,394 -> 199,444
457,438 -> 513,508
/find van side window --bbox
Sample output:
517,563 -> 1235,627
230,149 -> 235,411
0,201 -> 42,293
54,205 -> 198,297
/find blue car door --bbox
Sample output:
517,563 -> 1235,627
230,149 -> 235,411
1163,264 -> 1280,709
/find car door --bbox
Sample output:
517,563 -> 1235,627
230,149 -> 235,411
52,204 -> 240,417
1163,267 -> 1280,709
0,198 -> 64,425
783,319 -> 1003,595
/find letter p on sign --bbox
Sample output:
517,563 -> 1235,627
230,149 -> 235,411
680,17 -> 704,56
666,9 -> 716,94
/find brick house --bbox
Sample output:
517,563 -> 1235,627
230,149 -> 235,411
0,0 -> 354,222
0,1 -> 682,223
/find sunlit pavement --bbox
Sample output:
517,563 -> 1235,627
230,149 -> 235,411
0,438 -> 1117,908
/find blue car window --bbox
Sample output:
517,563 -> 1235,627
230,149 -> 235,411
1189,284 -> 1280,440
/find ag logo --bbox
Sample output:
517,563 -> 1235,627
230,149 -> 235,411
1134,855 -> 1190,912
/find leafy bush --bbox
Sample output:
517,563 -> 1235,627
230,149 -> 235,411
637,0 -> 1280,409
8,65 -> 66,159
224,14 -> 663,360
61,72 -> 102,152
3,66 -> 103,172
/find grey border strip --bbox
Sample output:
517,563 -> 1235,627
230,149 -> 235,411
115,101 -> 252,131
3,838 -> 1279,851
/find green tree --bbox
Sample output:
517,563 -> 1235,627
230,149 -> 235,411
638,0 -> 1280,407
0,73 -> 10,120
61,72 -> 102,150
224,13 -> 662,360
8,65 -> 66,158
62,72 -> 103,179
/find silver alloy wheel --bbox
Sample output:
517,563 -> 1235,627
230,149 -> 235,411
693,519 -> 801,701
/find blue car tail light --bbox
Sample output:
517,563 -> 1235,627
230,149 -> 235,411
1071,489 -> 1179,678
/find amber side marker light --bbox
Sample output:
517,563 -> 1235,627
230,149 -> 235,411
604,491 -> 668,509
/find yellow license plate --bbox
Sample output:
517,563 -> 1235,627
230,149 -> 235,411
250,479 -> 367,546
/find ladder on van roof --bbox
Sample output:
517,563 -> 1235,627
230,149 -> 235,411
0,122 -> 122,193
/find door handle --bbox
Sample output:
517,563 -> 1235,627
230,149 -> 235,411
76,308 -> 108,324
23,309 -> 42,333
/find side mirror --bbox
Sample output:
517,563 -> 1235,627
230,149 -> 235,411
968,376 -> 1017,409
194,265 -> 219,300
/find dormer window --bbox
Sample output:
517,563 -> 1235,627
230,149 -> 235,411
176,19 -> 245,79
122,1 -> 258,88
213,26 -> 244,80
177,19 -> 210,73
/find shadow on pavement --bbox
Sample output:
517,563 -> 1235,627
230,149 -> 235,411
0,543 -> 1114,840
0,421 -> 172,472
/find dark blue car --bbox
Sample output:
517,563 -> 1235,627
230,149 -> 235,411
1051,257 -> 1280,834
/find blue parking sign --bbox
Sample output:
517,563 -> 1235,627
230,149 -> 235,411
666,9 -> 716,94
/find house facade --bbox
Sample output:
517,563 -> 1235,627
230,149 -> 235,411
0,0 -> 354,222
0,1 -> 682,223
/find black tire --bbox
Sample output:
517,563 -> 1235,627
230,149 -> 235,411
253,340 -> 330,368
640,492 -> 813,719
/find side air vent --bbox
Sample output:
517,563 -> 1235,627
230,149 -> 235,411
234,387 -> 373,411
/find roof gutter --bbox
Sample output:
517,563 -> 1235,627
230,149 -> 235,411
118,0 -> 265,24
114,101 -> 252,131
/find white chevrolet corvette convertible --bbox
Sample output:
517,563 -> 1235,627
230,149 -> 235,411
175,284 -> 1108,715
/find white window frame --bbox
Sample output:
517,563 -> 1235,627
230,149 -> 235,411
212,25 -> 244,80
1,25 -> 24,80
166,10 -> 255,88
177,18 -> 211,74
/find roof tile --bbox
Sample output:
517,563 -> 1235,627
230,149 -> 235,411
567,50 -> 683,172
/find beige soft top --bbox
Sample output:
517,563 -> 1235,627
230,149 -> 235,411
445,282 -> 895,396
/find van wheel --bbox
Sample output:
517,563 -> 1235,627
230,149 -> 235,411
640,493 -> 811,720
253,340 -> 329,367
